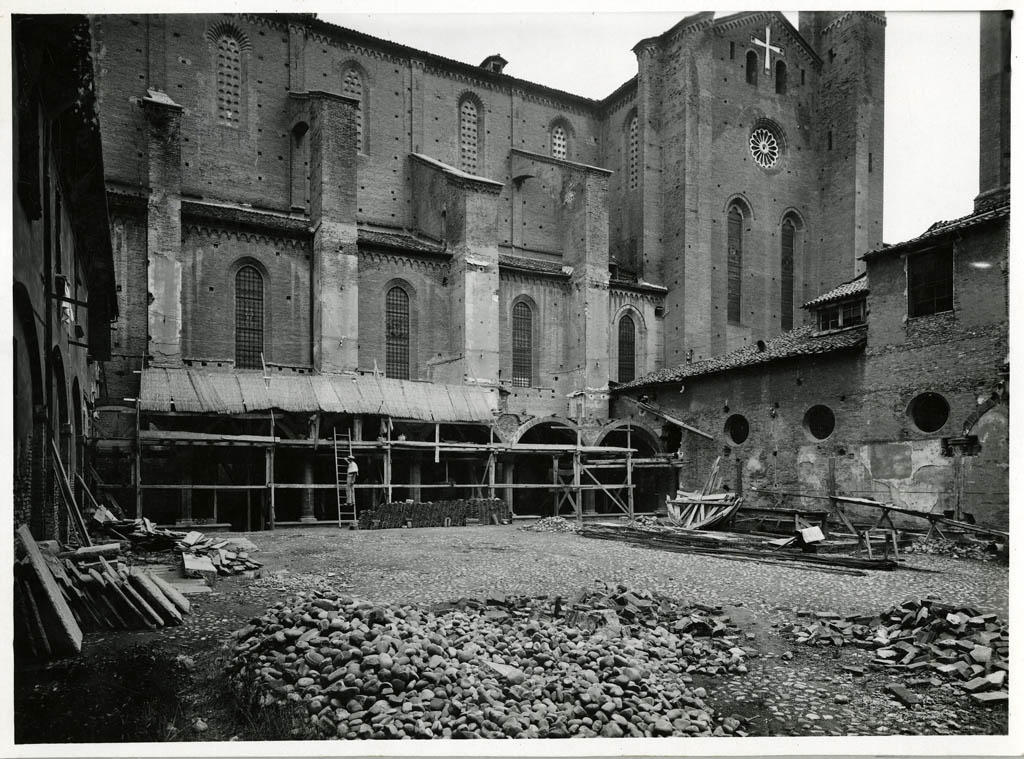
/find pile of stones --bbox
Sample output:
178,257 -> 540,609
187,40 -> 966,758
904,536 -> 1000,562
519,517 -> 578,534
225,583 -> 754,739
781,597 -> 1008,705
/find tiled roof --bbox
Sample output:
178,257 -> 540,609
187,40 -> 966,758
862,203 -> 1009,260
498,254 -> 572,277
141,368 -> 498,422
615,325 -> 867,390
358,229 -> 446,255
802,272 -> 868,309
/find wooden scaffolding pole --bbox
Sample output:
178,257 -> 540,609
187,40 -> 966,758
626,423 -> 634,520
266,446 -> 275,530
134,397 -> 142,520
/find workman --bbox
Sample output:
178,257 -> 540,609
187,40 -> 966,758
346,455 -> 359,507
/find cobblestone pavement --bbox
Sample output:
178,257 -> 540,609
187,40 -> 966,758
56,525 -> 1008,741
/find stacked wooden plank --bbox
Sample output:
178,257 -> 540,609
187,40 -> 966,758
92,511 -> 188,552
783,598 -> 1009,704
14,525 -> 191,661
179,531 -> 263,577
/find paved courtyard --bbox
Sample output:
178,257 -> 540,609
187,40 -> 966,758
16,525 -> 1009,742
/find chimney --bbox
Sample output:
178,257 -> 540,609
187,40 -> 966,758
975,10 -> 1012,210
480,54 -> 508,75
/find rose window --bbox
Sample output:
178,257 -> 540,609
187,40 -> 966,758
749,127 -> 780,169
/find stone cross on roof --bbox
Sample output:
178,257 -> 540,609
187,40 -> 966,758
751,24 -> 784,71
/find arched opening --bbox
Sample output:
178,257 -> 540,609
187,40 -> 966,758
513,419 -> 577,518
727,203 -> 746,324
775,61 -> 787,94
235,265 -> 264,369
458,96 -> 480,174
71,377 -> 83,483
511,300 -> 533,387
627,113 -> 639,190
596,422 -> 666,514
781,216 -> 796,330
215,33 -> 243,125
746,51 -> 759,85
341,67 -> 365,153
13,284 -> 43,447
551,123 -> 568,160
385,285 -> 411,379
617,314 -> 636,383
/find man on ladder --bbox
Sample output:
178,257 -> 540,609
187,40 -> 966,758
345,455 -> 359,511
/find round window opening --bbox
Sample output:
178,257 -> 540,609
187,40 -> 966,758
803,405 -> 836,440
749,127 -> 780,169
908,392 -> 950,433
725,414 -> 749,444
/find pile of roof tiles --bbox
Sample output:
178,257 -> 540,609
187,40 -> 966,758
520,517 -> 578,534
782,597 -> 1008,705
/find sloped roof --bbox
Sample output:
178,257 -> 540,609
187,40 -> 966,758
358,229 -> 446,255
615,324 -> 867,390
140,368 -> 498,422
498,254 -> 572,277
802,272 -> 868,309
861,203 -> 1009,261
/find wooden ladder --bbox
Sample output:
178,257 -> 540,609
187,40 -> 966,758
333,429 -> 357,527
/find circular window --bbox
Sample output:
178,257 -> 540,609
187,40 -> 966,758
749,127 -> 780,169
908,392 -> 950,433
724,414 -> 749,444
803,405 -> 836,440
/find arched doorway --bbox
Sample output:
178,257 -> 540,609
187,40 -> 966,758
595,421 -> 668,514
14,284 -> 44,532
512,418 -> 578,517
963,406 -> 1009,530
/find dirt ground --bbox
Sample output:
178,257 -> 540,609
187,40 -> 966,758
13,524 -> 1010,743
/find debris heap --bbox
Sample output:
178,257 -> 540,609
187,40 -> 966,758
226,583 -> 754,739
519,517 -> 578,534
783,597 -> 1009,705
179,532 -> 263,578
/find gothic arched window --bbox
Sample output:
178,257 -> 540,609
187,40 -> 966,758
746,51 -> 759,86
628,114 -> 639,190
618,315 -> 636,384
235,266 -> 264,368
342,67 -> 364,152
385,286 -> 410,380
216,34 -> 243,125
727,204 -> 745,324
551,124 -> 568,160
511,301 -> 533,387
459,98 -> 480,174
781,217 -> 796,330
775,61 -> 788,94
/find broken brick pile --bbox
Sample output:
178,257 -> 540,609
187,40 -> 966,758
782,597 -> 1008,706
225,583 -> 755,739
903,536 -> 1002,562
357,499 -> 506,530
180,533 -> 263,578
519,517 -> 578,534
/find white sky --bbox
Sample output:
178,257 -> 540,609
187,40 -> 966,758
322,10 -> 980,245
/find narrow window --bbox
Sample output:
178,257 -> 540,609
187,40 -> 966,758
551,124 -> 567,160
775,61 -> 787,94
727,205 -> 744,324
216,34 -> 242,125
342,68 -> 364,153
385,284 -> 409,378
868,152 -> 873,173
459,98 -> 479,174
827,131 -> 833,150
618,315 -> 636,383
511,301 -> 533,387
781,218 -> 795,331
628,115 -> 639,190
235,266 -> 263,369
729,41 -> 735,59
385,286 -> 410,379
908,247 -> 954,317
801,68 -> 806,85
746,51 -> 758,85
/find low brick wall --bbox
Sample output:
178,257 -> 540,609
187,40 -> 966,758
358,498 -> 508,530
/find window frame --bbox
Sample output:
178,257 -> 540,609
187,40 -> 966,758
617,314 -> 637,384
907,246 -> 954,318
627,113 -> 639,190
780,217 -> 796,330
234,265 -> 264,369
385,285 -> 411,380
215,33 -> 244,127
727,203 -> 745,324
746,50 -> 759,86
511,300 -> 534,388
458,96 -> 481,175
341,65 -> 366,154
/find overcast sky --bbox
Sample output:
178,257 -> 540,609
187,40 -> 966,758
321,10 -> 980,245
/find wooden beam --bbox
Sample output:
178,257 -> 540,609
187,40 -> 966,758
16,525 -> 83,655
619,396 -> 715,440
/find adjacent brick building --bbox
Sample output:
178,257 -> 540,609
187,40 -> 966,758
13,15 -> 118,540
614,11 -> 1010,530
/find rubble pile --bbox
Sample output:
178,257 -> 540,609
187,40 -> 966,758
519,517 -> 578,534
629,515 -> 662,528
782,597 -> 1009,705
904,536 -> 1001,562
180,532 -> 263,578
226,583 -> 754,739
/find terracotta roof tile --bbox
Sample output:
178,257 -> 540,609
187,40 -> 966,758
498,254 -> 572,276
802,272 -> 868,309
862,203 -> 1009,260
616,324 -> 867,390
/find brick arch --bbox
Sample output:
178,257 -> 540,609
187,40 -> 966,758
204,20 -> 251,51
339,60 -> 370,153
513,415 -> 578,445
13,282 -> 42,408
456,91 -> 485,174
723,193 -> 755,220
593,418 -> 663,453
548,116 -> 574,160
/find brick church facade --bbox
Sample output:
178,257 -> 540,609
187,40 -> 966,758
92,11 -> 884,425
